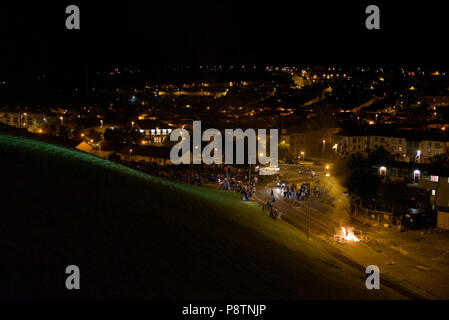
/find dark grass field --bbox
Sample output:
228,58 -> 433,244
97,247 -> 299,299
0,131 -> 404,299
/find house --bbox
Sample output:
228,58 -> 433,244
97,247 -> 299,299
0,111 -> 57,133
335,126 -> 449,163
94,141 -> 172,166
135,120 -> 174,144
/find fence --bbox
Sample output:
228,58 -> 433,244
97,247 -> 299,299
354,207 -> 402,229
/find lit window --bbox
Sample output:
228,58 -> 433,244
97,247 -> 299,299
414,170 -> 421,184
431,175 -> 439,182
432,190 -> 436,196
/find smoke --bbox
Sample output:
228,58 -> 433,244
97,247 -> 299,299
321,175 -> 350,227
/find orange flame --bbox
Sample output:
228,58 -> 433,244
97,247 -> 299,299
341,227 -> 360,242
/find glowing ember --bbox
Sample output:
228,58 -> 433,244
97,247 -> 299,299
340,227 -> 360,242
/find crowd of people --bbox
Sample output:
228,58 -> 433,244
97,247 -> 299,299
116,159 -> 284,221
277,180 -> 330,206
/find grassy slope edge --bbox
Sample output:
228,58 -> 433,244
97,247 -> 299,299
0,132 -> 404,299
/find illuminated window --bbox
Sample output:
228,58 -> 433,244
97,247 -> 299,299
414,170 -> 421,184
431,175 -> 439,182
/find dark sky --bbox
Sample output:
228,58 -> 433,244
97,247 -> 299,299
1,0 -> 449,77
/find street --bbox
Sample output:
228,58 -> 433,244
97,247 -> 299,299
255,164 -> 449,299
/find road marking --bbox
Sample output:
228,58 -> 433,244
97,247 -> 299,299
416,265 -> 432,271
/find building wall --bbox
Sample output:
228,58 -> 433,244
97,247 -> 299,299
436,176 -> 449,208
337,133 -> 449,163
0,112 -> 56,133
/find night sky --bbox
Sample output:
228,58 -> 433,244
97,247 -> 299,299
1,1 -> 449,77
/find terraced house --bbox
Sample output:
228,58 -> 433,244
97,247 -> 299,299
335,127 -> 449,163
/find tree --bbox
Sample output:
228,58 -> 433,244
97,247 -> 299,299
368,146 -> 394,162
108,153 -> 121,162
57,125 -> 71,140
278,144 -> 295,163
335,153 -> 381,207
87,128 -> 102,142
429,154 -> 449,174
378,181 -> 409,216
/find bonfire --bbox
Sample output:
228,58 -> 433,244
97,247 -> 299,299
338,227 -> 360,242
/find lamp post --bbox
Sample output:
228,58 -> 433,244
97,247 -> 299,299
307,197 -> 311,239
322,139 -> 326,159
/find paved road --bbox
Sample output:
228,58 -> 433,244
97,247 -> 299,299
254,164 -> 444,299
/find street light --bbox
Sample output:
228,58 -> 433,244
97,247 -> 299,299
307,197 -> 311,239
301,151 -> 305,161
322,139 -> 326,158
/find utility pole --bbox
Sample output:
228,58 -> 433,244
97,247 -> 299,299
307,198 -> 311,239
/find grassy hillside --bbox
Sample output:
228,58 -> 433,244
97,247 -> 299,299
0,132 -> 404,299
